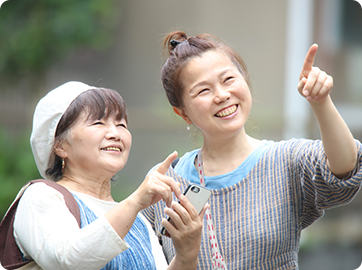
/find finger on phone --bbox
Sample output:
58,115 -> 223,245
199,203 -> 209,220
161,218 -> 172,238
169,201 -> 191,224
178,195 -> 199,218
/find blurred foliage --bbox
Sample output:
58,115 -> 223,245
0,128 -> 41,217
0,0 -> 120,82
0,0 -> 121,217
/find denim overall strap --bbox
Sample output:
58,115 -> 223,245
72,194 -> 156,270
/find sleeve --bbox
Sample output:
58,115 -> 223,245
296,139 -> 362,229
139,214 -> 168,270
13,183 -> 129,270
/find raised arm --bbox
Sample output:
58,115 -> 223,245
106,151 -> 203,269
105,151 -> 184,239
297,44 -> 357,178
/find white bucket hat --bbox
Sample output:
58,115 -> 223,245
30,81 -> 94,179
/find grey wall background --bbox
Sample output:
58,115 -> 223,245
44,0 -> 290,191
1,0 -> 362,269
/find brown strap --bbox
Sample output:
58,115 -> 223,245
0,198 -> 25,270
0,179 -> 80,269
29,180 -> 81,227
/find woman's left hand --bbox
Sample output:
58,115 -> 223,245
163,197 -> 208,268
297,44 -> 334,103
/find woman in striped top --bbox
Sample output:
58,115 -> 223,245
142,31 -> 362,269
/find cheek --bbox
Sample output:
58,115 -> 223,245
244,89 -> 252,102
237,82 -> 252,101
126,136 -> 132,150
123,132 -> 132,151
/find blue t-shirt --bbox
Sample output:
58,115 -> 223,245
174,140 -> 273,189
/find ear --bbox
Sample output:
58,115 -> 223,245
54,140 -> 68,159
173,107 -> 192,125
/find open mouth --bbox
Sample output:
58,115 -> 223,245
101,147 -> 121,152
215,105 -> 238,118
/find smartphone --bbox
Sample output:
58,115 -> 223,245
160,184 -> 211,236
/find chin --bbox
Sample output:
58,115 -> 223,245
105,163 -> 125,175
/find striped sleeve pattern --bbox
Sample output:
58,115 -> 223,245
142,139 -> 362,270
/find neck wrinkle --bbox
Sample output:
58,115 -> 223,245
58,174 -> 114,202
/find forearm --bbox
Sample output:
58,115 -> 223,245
104,196 -> 141,239
310,95 -> 357,177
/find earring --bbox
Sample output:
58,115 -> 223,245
61,158 -> 65,173
186,125 -> 190,131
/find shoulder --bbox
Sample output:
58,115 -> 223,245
14,182 -> 79,244
174,149 -> 199,169
16,182 -> 76,224
16,182 -> 78,224
20,182 -> 67,204
266,138 -> 321,152
146,149 -> 199,174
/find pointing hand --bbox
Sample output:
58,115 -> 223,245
297,44 -> 333,102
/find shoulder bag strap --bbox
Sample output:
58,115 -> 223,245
29,179 -> 80,227
0,179 -> 80,269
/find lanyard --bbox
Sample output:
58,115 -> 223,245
196,150 -> 228,270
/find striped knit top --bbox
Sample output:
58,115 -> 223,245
142,139 -> 362,270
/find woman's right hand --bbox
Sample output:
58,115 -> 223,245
166,199 -> 208,269
128,151 -> 184,212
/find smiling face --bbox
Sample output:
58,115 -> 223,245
57,112 -> 132,180
176,50 -> 252,139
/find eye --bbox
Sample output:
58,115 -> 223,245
93,121 -> 104,125
117,123 -> 127,129
224,76 -> 234,83
116,119 -> 128,129
198,88 -> 210,95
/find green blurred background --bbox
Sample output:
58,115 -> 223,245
0,0 -> 361,269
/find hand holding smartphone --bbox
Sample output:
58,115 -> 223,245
160,184 -> 211,237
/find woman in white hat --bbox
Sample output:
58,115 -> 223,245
4,81 -> 206,269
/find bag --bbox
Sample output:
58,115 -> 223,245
0,179 -> 80,270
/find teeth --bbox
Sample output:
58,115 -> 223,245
215,105 -> 237,117
102,147 -> 121,151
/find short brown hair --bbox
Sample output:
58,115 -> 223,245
46,88 -> 128,181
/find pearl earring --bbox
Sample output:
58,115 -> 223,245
186,125 -> 190,131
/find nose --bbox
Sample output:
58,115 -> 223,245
214,86 -> 230,103
106,124 -> 121,141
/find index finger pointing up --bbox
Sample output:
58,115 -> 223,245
156,151 -> 178,175
301,44 -> 319,79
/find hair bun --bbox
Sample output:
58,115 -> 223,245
170,39 -> 181,49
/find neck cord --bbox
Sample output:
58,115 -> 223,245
196,149 -> 228,270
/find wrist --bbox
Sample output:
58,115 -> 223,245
124,194 -> 143,214
308,94 -> 331,108
171,254 -> 198,270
